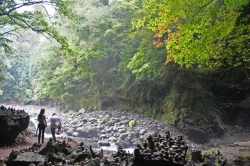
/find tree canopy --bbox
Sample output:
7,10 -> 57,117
0,0 -> 249,114
0,0 -> 77,53
132,0 -> 250,69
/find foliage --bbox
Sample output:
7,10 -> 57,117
128,119 -> 136,127
233,154 -> 250,160
0,0 -> 79,79
127,28 -> 167,83
1,0 -> 248,133
168,86 -> 180,101
0,52 -> 7,82
132,0 -> 250,69
0,0 -> 183,109
0,0 -> 249,145
0,0 -> 77,50
185,151 -> 192,160
0,32 -> 36,103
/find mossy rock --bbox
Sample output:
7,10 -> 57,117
128,119 -> 136,127
233,154 -> 250,160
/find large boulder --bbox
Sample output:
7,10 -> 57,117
75,124 -> 98,138
115,139 -> 130,148
0,105 -> 29,143
97,139 -> 110,147
8,152 -> 45,166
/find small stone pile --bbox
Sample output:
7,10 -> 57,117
4,131 -> 188,166
133,131 -> 188,166
103,145 -> 133,165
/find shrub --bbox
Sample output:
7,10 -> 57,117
128,119 -> 136,127
168,86 -> 180,101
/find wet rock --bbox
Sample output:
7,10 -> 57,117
47,152 -> 67,163
65,128 -> 75,136
118,133 -> 128,140
116,139 -> 130,148
143,132 -> 156,140
139,128 -> 147,135
99,134 -> 107,139
73,152 -> 90,163
129,132 -> 140,140
98,139 -> 110,147
75,125 -> 98,138
130,138 -> 142,147
108,136 -> 118,142
104,126 -> 113,133
38,140 -> 54,156
72,132 -> 79,137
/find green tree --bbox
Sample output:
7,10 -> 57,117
0,30 -> 40,102
132,0 -> 250,69
0,0 -> 76,50
0,0 -> 77,79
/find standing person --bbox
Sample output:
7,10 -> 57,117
37,108 -> 47,144
50,113 -> 62,142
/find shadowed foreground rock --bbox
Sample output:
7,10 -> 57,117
9,152 -> 45,166
0,105 -> 29,144
5,132 -> 188,166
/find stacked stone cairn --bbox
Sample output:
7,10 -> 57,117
0,105 -> 29,146
103,145 -> 133,165
133,131 -> 188,166
4,131 -> 188,166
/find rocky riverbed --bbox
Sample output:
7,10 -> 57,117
1,104 -> 250,166
2,104 -> 199,149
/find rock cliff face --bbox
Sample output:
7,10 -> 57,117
0,105 -> 29,144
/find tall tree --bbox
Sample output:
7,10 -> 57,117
0,0 -> 77,78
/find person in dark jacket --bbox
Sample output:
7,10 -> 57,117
37,108 -> 47,144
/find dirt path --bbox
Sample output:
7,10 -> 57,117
0,103 -> 63,160
0,137 -> 48,159
0,137 -> 78,160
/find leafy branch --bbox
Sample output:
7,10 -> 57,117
0,1 -> 58,16
0,0 -> 77,53
193,0 -> 214,17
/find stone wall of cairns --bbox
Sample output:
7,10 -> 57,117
5,131 -> 188,166
0,105 -> 29,145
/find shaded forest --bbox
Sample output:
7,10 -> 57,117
0,0 -> 250,143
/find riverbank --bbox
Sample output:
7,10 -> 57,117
0,136 -> 249,159
1,103 -> 250,164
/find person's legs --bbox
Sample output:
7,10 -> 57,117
38,124 -> 42,143
41,124 -> 45,143
51,128 -> 56,142
56,125 -> 61,135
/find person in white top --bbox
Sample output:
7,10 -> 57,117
50,113 -> 62,142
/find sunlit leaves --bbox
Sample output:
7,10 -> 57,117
127,28 -> 167,82
132,0 -> 250,68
